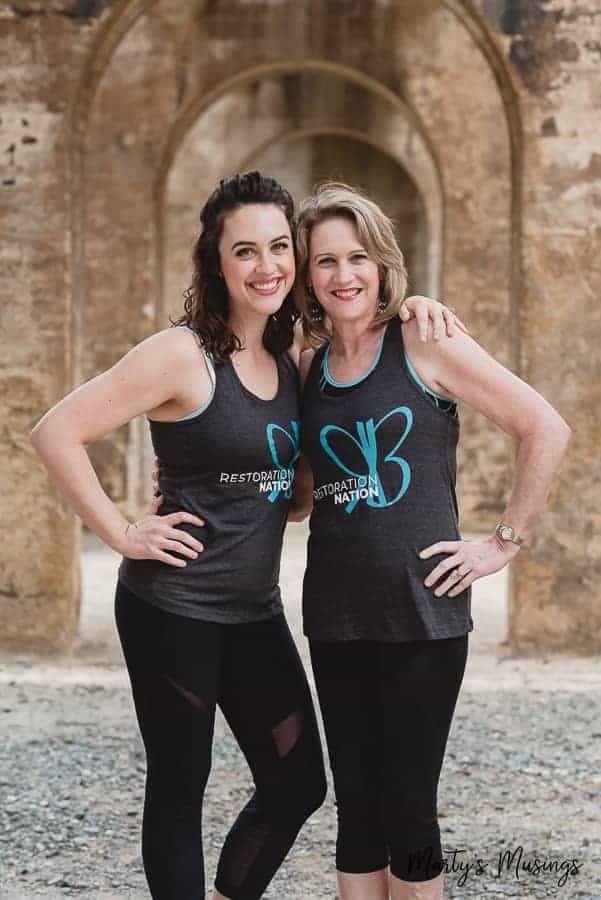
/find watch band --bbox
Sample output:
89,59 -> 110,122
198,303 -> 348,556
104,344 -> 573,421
495,521 -> 523,546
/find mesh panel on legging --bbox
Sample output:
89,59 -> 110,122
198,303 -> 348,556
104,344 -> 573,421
115,581 -> 326,900
309,635 -> 468,883
214,615 -> 326,899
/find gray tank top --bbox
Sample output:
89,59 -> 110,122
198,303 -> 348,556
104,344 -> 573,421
118,343 -> 300,623
301,318 -> 473,642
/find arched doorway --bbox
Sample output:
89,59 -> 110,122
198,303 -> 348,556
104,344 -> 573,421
69,0 -> 517,655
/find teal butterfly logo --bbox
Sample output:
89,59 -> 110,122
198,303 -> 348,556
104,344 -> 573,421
320,406 -> 413,513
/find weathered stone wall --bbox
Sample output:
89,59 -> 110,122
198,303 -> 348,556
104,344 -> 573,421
476,0 -> 601,652
0,2 -> 109,650
1,0 -> 599,652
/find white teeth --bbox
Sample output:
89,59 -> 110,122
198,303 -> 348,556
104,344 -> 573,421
333,288 -> 361,297
251,279 -> 280,290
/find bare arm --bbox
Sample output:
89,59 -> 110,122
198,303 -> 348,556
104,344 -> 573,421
31,328 -> 206,564
405,322 -> 571,596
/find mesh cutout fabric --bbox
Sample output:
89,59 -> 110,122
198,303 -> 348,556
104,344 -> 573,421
272,707 -> 303,758
217,802 -> 273,891
164,674 -> 208,712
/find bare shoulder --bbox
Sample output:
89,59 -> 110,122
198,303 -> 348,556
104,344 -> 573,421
29,326 -> 206,444
401,316 -> 466,363
403,315 -> 511,396
400,316 -> 467,399
143,324 -> 202,358
401,317 -> 433,366
401,315 -> 446,349
131,325 -> 206,374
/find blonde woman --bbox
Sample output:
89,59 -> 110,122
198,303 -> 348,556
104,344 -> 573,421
291,183 -> 571,900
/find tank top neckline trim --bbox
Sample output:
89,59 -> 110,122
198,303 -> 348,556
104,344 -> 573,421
313,320 -> 459,425
228,351 -> 285,405
322,328 -> 386,388
317,323 -> 391,400
178,322 -> 284,405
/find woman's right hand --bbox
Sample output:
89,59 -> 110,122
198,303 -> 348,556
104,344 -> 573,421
122,497 -> 205,567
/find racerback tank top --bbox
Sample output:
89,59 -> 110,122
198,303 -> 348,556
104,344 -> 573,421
301,317 -> 473,642
118,341 -> 301,623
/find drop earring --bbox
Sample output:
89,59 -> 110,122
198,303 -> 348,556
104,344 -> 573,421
377,294 -> 387,314
307,285 -> 324,322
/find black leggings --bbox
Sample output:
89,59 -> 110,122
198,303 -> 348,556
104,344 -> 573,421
115,581 -> 326,900
309,634 -> 468,883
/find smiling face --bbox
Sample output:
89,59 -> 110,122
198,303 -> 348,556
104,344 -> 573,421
218,203 -> 295,322
308,215 -> 380,328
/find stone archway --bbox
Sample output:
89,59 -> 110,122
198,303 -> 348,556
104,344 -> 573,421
6,0 -> 527,652
249,131 -> 430,293
164,126 -> 432,325
78,0 -> 517,639
159,69 -> 445,330
78,2 -> 515,531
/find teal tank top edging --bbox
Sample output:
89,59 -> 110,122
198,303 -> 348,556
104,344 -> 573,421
171,326 -> 216,421
319,333 -> 456,413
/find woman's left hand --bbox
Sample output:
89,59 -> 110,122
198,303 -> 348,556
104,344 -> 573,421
419,536 -> 519,597
400,295 -> 469,342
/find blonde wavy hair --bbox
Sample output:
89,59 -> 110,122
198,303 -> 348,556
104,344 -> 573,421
295,182 -> 408,346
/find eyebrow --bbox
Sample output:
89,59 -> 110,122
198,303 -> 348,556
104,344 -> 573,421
231,234 -> 290,250
313,247 -> 367,259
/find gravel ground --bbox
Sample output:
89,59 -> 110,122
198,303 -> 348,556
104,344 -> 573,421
1,530 -> 600,899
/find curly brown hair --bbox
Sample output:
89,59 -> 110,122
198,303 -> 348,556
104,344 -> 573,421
173,171 -> 299,363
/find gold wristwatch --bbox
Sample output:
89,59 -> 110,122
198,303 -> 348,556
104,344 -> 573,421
495,521 -> 523,546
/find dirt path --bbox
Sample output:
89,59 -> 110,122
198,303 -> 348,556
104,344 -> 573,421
2,529 -> 599,899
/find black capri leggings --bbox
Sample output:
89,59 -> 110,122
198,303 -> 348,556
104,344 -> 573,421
309,634 -> 468,883
115,581 -> 326,900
